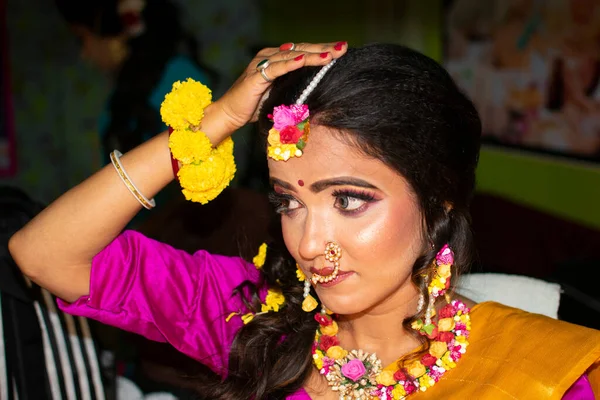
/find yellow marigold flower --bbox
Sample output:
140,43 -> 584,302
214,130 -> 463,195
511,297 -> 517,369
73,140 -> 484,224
216,136 -> 234,156
376,370 -> 397,386
160,78 -> 212,130
392,385 -> 407,399
241,313 -> 254,324
212,137 -> 236,184
441,353 -> 456,369
314,355 -> 324,370
455,335 -> 468,344
438,317 -> 455,332
302,295 -> 318,312
437,264 -> 451,279
178,155 -> 226,192
418,375 -> 435,389
296,265 -> 306,281
253,243 -> 267,269
267,143 -> 299,161
326,345 -> 348,360
261,289 -> 285,312
406,361 -> 426,378
169,129 -> 212,164
320,320 -> 339,336
429,341 -> 448,358
267,128 -> 281,146
411,320 -> 423,331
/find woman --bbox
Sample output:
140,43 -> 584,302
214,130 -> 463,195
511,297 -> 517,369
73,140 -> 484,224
9,42 -> 600,399
55,0 -> 215,158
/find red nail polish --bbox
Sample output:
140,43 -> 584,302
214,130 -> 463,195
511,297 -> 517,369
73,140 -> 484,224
294,54 -> 305,61
320,52 -> 329,58
334,41 -> 346,51
279,42 -> 294,51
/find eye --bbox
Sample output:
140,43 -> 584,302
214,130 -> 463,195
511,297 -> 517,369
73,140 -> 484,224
332,189 -> 377,214
334,195 -> 366,211
268,192 -> 302,215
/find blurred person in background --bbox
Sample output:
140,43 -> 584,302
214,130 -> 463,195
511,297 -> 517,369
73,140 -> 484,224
55,0 -> 217,159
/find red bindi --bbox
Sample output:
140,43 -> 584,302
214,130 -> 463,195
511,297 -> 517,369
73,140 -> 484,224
298,180 -> 304,187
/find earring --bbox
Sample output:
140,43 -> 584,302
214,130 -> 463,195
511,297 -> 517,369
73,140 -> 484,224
425,244 -> 454,326
298,263 -> 318,312
416,274 -> 427,314
311,241 -> 341,284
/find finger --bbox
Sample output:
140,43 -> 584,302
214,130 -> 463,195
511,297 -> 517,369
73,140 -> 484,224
255,47 -> 280,58
253,51 -> 333,85
292,41 -> 348,55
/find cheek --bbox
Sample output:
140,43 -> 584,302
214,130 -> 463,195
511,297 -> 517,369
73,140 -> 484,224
349,201 -> 422,273
281,216 -> 301,256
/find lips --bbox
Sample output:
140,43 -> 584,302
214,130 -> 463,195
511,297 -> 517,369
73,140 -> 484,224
310,266 -> 335,276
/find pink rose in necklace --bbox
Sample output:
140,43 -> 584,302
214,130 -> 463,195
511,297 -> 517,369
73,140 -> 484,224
341,359 -> 366,382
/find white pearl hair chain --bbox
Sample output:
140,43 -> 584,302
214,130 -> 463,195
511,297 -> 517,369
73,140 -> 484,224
295,59 -> 337,105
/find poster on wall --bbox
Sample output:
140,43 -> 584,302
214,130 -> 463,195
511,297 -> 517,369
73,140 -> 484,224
0,0 -> 16,177
444,0 -> 600,162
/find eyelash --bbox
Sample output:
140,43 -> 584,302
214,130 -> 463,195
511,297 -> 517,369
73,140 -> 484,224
268,192 -> 300,215
268,189 -> 378,216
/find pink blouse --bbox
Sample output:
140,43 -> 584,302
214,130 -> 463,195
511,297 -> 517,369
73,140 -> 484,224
57,231 -> 594,399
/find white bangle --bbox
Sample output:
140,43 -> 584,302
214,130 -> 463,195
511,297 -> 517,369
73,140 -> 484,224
109,150 -> 156,210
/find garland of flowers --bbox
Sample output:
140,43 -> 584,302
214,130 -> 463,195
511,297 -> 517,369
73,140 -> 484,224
312,300 -> 471,399
160,78 -> 236,204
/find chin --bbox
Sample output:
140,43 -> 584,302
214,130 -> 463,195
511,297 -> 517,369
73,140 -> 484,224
319,291 -> 371,316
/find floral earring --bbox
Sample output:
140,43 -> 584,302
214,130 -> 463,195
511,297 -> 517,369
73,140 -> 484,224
298,264 -> 318,312
414,244 -> 454,335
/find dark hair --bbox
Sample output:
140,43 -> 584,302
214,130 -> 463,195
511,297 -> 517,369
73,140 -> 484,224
217,44 -> 481,399
54,0 -> 217,154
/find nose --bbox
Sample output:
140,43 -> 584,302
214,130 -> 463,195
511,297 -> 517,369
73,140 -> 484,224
297,210 -> 329,262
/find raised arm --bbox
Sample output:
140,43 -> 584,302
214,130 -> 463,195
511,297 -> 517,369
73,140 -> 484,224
9,43 -> 347,303
7,104 -> 227,302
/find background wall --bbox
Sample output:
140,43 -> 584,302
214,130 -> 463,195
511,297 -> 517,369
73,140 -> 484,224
3,0 -> 599,230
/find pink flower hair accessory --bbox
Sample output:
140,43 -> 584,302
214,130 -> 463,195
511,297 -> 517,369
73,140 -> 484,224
267,59 -> 337,161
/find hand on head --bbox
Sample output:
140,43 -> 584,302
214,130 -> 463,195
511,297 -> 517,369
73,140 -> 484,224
214,41 -> 348,131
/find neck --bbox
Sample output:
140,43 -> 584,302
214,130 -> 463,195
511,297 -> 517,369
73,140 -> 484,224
335,285 -> 423,366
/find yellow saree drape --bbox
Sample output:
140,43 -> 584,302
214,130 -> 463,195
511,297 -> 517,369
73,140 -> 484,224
411,302 -> 600,399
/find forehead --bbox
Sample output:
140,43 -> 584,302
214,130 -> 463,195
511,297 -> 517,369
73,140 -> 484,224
267,125 -> 407,191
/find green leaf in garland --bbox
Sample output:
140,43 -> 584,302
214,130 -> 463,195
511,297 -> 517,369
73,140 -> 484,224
423,324 -> 436,335
297,139 -> 306,150
297,121 -> 306,131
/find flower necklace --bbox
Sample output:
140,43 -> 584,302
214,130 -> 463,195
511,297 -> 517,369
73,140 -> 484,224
311,299 -> 471,399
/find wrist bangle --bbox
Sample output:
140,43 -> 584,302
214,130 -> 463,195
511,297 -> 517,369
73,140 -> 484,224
110,150 -> 156,210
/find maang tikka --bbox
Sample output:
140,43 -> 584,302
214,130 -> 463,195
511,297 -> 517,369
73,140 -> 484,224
267,59 -> 337,161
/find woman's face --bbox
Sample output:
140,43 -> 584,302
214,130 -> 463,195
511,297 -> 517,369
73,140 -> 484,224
71,25 -> 127,73
268,125 -> 425,316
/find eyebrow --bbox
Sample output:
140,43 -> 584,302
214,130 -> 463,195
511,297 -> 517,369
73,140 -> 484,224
270,177 -> 377,193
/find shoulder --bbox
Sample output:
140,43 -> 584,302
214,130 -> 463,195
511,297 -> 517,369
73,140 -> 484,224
463,301 -> 600,397
470,301 -> 600,350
